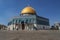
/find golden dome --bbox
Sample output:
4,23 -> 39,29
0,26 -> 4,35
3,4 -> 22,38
21,6 -> 36,14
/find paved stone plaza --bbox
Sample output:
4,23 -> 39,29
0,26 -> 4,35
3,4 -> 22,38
0,30 -> 60,40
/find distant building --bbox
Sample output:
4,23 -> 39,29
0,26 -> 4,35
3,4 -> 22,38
0,24 -> 7,30
7,6 -> 50,30
54,22 -> 60,30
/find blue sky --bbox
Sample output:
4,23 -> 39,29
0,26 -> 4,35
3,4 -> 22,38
0,0 -> 60,26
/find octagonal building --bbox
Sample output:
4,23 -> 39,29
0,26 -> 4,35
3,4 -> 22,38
7,6 -> 50,30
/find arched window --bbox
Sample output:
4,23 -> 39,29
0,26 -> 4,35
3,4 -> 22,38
26,19 -> 28,24
16,20 -> 17,24
19,20 -> 21,23
29,19 -> 31,22
13,19 -> 14,24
